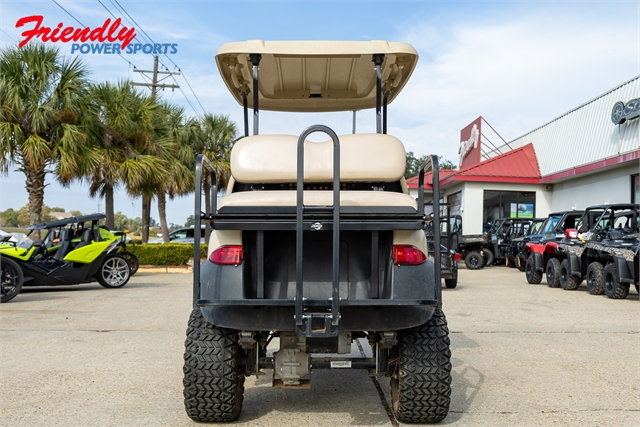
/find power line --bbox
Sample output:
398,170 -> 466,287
109,0 -> 207,117
51,0 -> 137,69
0,29 -> 18,44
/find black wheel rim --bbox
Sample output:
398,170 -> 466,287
469,255 -> 479,267
547,266 -> 554,284
1,264 -> 19,298
604,272 -> 614,293
587,271 -> 594,289
526,264 -> 532,281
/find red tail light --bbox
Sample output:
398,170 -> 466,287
393,245 -> 426,265
209,245 -> 243,265
565,228 -> 578,239
453,253 -> 462,261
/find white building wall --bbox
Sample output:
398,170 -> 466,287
491,77 -> 640,176
550,163 -> 638,211
459,182 -> 552,235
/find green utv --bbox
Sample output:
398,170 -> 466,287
184,40 -> 452,424
0,214 -> 137,303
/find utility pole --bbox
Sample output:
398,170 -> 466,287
132,55 -> 180,97
132,55 -> 180,243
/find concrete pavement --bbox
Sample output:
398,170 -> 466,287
1,266 -> 638,426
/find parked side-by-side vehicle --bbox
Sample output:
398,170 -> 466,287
0,214 -> 137,303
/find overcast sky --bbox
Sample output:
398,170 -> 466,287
1,1 -> 638,225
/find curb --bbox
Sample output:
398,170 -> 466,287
136,266 -> 192,274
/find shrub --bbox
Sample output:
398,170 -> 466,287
127,243 -> 208,266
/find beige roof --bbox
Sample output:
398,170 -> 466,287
215,40 -> 418,112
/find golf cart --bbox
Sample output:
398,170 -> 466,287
184,40 -> 452,424
0,214 -> 133,303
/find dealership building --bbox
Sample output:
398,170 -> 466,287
408,76 -> 640,235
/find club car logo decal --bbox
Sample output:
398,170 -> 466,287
15,15 -> 178,54
611,98 -> 640,125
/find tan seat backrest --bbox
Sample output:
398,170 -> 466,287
230,133 -> 406,183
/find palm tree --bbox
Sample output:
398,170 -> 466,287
0,44 -> 99,237
155,103 -> 195,242
88,80 -> 164,230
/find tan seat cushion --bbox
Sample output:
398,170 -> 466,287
218,190 -> 417,209
230,133 -> 406,183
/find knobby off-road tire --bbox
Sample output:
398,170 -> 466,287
603,263 -> 629,299
546,258 -> 561,288
525,255 -> 542,284
183,308 -> 245,422
559,259 -> 581,290
444,278 -> 457,289
96,254 -> 131,288
465,251 -> 485,270
1,256 -> 24,303
483,249 -> 494,267
586,262 -> 605,295
391,309 -> 452,424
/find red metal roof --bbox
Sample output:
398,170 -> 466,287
407,143 -> 541,188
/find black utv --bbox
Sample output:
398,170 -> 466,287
183,41 -> 452,424
445,214 -> 492,269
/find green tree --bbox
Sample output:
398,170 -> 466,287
88,80 -> 164,232
405,152 -> 457,178
49,207 -> 65,212
184,214 -> 194,228
0,45 -> 98,237
154,103 -> 195,242
0,208 -> 19,227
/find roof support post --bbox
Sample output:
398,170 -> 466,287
250,54 -> 262,135
373,54 -> 384,134
383,91 -> 390,134
242,91 -> 249,137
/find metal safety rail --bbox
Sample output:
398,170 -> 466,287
295,125 -> 341,337
193,154 -> 217,309
419,155 -> 442,308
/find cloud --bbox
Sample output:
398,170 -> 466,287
388,3 -> 638,163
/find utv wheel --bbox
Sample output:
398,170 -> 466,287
119,251 -> 139,275
464,251 -> 485,270
517,254 -> 527,272
444,278 -> 457,289
483,249 -> 494,267
183,308 -> 244,422
96,254 -> 131,288
391,309 -> 452,423
525,255 -> 542,284
603,264 -> 629,299
559,259 -> 581,290
546,258 -> 561,288
586,262 -> 605,295
1,256 -> 24,303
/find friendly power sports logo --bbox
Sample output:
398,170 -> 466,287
16,15 -> 178,54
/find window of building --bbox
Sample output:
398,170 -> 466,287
632,174 -> 639,203
483,190 -> 536,232
447,192 -> 462,216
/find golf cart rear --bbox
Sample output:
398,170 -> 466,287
184,40 -> 451,424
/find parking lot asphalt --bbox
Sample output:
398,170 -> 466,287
1,266 -> 638,427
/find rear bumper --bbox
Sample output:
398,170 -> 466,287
200,303 -> 436,332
